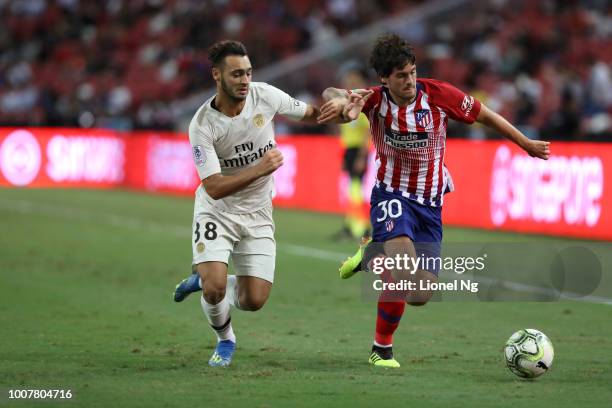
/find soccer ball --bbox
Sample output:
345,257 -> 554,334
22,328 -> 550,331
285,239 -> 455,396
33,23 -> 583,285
504,329 -> 554,378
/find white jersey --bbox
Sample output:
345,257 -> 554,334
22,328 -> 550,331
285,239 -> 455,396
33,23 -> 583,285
189,81 -> 308,214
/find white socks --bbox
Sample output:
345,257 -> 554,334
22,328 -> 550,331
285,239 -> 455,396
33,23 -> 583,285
225,275 -> 243,310
198,275 -> 241,309
199,274 -> 243,343
373,340 -> 392,348
200,295 -> 236,343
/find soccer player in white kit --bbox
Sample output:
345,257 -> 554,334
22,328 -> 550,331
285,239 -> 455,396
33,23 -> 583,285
173,40 -> 359,367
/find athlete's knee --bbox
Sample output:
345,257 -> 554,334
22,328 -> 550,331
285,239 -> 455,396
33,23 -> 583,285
405,290 -> 433,306
406,299 -> 430,307
202,282 -> 226,304
240,301 -> 265,311
239,293 -> 269,311
405,269 -> 437,306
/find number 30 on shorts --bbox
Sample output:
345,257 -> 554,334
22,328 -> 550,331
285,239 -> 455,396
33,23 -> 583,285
194,221 -> 218,242
375,199 -> 402,222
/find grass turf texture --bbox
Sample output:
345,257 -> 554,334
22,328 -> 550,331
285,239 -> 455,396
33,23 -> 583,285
1,188 -> 611,408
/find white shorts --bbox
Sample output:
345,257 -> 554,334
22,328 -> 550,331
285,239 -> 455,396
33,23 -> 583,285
192,198 -> 276,283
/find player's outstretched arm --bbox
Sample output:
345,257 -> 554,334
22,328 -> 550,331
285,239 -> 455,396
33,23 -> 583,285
476,103 -> 550,160
202,149 -> 283,200
318,88 -> 373,124
300,105 -> 322,123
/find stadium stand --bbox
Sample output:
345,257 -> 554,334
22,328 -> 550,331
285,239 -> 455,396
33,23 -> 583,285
0,0 -> 610,139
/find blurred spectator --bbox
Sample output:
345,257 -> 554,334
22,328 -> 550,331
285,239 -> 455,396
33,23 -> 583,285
0,0 -> 609,139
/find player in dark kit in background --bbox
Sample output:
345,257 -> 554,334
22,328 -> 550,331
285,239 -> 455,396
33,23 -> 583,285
318,34 -> 550,368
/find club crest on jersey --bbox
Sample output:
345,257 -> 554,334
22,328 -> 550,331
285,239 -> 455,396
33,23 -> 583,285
193,145 -> 205,167
253,114 -> 265,128
385,220 -> 394,232
415,109 -> 432,129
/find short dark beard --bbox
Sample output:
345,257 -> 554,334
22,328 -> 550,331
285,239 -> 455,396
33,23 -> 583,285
220,77 -> 247,102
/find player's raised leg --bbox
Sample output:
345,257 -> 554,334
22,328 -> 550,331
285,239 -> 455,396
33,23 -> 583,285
198,261 -> 237,367
174,265 -> 240,304
232,276 -> 272,311
174,264 -> 201,302
174,264 -> 272,310
227,206 -> 275,311
339,236 -> 372,279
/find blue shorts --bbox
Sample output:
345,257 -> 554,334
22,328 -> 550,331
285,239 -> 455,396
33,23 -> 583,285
370,185 -> 442,274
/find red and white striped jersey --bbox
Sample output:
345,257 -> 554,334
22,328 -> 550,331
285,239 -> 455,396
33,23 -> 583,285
361,78 -> 481,207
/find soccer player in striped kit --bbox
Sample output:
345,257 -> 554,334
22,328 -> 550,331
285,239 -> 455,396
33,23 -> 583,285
318,34 -> 550,368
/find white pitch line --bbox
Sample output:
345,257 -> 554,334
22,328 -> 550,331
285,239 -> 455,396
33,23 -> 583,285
0,197 -> 348,261
0,197 -> 189,237
279,243 -> 348,262
1,196 -> 611,305
455,275 -> 612,306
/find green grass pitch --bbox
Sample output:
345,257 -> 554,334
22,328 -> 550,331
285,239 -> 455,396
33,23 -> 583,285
1,188 -> 611,407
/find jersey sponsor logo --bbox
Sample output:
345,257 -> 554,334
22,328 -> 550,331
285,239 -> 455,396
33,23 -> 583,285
193,145 -> 205,167
253,113 -> 265,128
461,95 -> 475,117
221,140 -> 274,168
384,128 -> 429,149
415,109 -> 432,129
196,242 -> 205,254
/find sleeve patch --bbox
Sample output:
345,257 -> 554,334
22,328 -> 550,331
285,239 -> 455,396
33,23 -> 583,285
460,95 -> 475,118
193,145 -> 205,167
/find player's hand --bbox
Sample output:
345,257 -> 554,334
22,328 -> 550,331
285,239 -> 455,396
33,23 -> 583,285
257,148 -> 284,176
317,90 -> 373,124
350,89 -> 375,99
317,98 -> 345,124
524,140 -> 551,160
342,90 -> 373,121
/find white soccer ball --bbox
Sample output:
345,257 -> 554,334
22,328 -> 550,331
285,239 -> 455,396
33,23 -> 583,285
504,329 -> 554,378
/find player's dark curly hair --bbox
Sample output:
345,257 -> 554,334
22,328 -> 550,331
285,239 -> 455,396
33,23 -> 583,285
207,40 -> 248,67
369,34 -> 416,78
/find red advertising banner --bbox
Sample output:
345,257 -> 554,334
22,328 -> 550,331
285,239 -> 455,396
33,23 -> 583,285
0,128 -> 125,189
444,140 -> 612,241
124,132 -> 200,196
1,128 -> 610,240
273,136 -> 344,212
